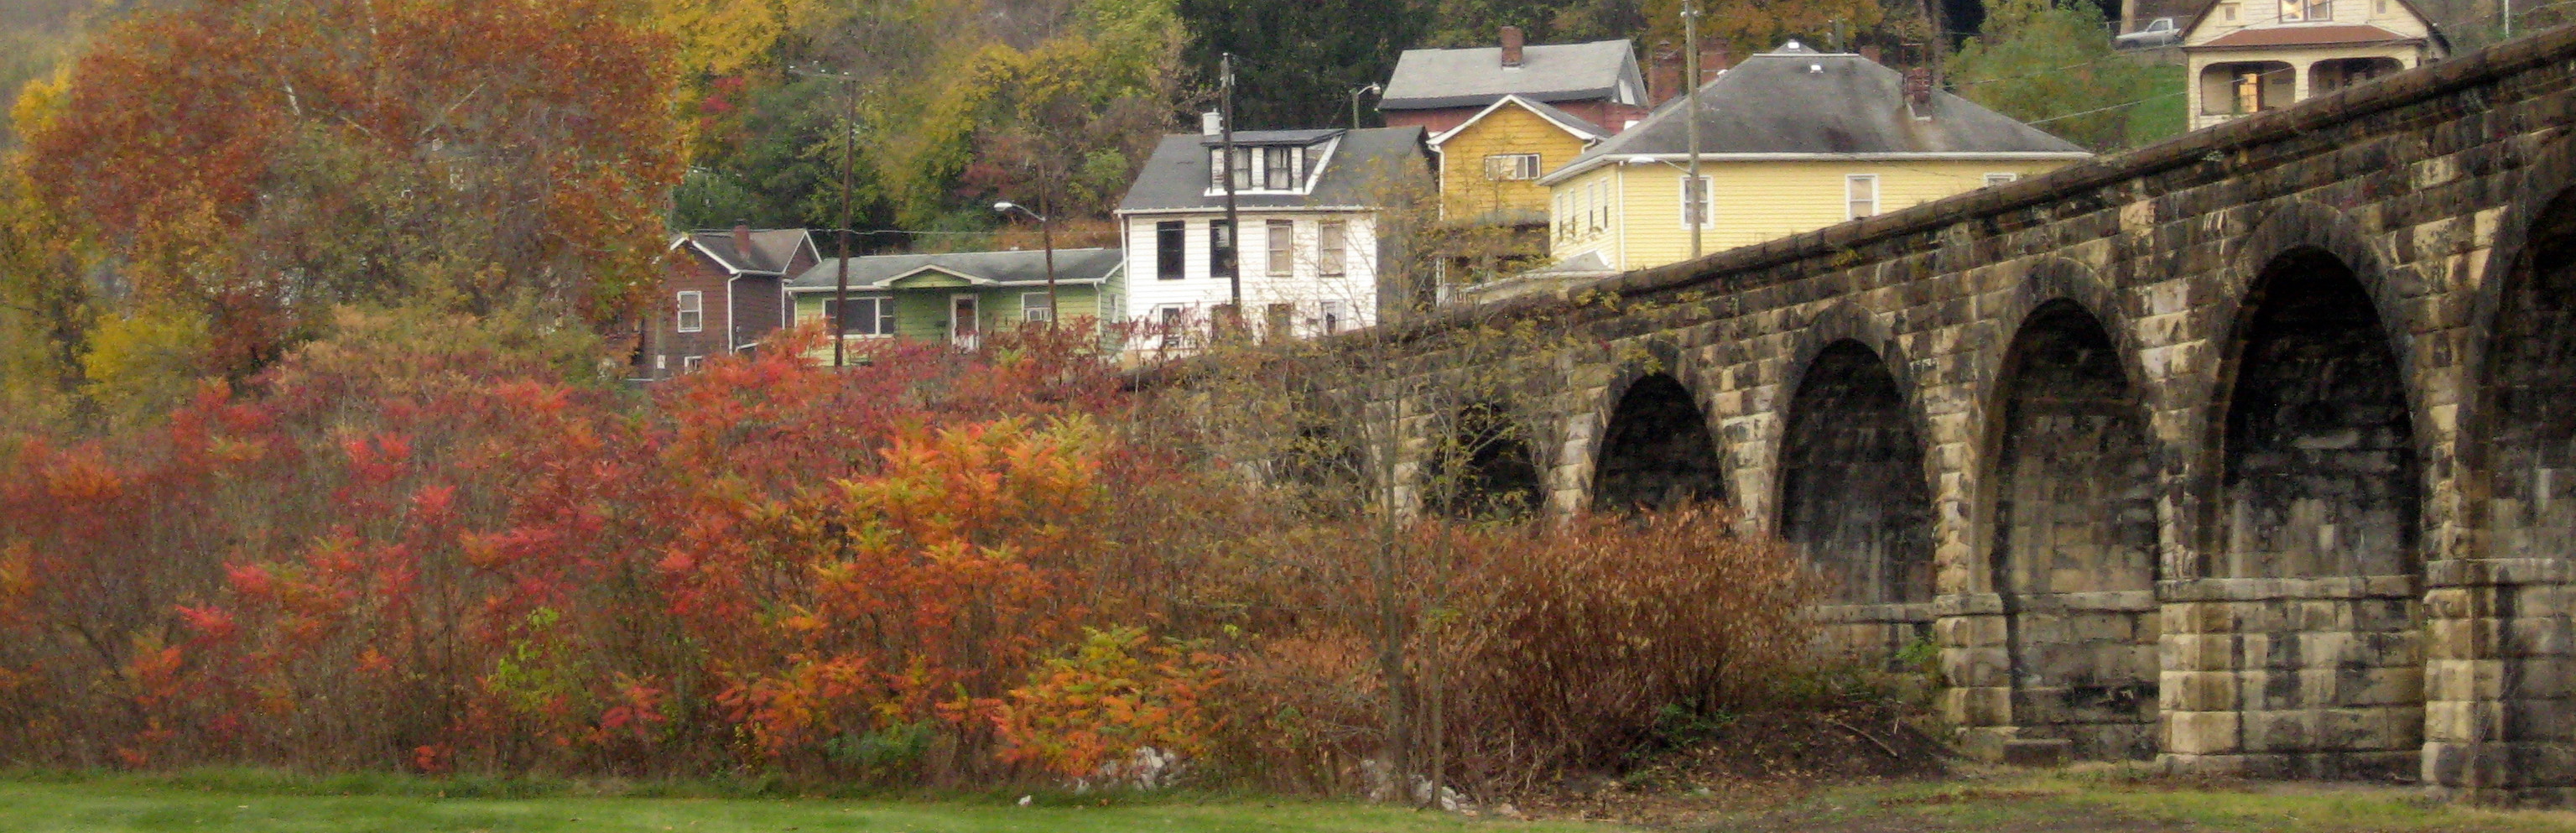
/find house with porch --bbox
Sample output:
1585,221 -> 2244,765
783,247 -> 1125,354
2180,0 -> 2447,130
1113,115 -> 1428,351
641,224 -> 820,378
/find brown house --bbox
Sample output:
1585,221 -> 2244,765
638,224 -> 820,378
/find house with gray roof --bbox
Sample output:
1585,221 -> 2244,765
1114,115 -> 1428,350
1379,27 -> 1648,137
785,248 -> 1125,351
1533,42 -> 2091,273
640,224 -> 820,378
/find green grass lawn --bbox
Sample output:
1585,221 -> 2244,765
0,771 -> 1625,833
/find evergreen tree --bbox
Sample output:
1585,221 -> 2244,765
1179,0 -> 1429,129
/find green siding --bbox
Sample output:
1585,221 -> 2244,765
788,284 -> 1108,351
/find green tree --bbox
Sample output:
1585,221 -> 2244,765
1179,0 -> 1428,129
1949,0 -> 2167,152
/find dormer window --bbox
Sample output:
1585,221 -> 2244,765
1264,146 -> 1296,189
2279,0 -> 2330,21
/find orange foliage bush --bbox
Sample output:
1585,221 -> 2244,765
0,309 -> 1819,790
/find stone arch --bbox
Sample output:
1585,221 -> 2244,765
2458,135 -> 2576,795
1427,400 -> 1544,520
2202,242 -> 2426,778
1777,337 -> 1937,608
1590,372 -> 1726,512
1984,299 -> 2162,761
2192,200 -> 2429,573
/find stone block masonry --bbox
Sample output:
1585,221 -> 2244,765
1284,26 -> 2576,803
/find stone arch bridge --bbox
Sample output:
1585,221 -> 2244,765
1315,29 -> 2576,801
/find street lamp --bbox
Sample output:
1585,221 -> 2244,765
1349,82 -> 1382,130
994,201 -> 1058,330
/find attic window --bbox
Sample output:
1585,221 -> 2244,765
1809,64 -> 1823,73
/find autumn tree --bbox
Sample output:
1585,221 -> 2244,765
18,0 -> 684,383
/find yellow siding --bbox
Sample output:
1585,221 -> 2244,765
1438,106 -> 1594,222
1548,159 -> 2076,272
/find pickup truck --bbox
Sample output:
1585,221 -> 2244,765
2115,18 -> 2182,49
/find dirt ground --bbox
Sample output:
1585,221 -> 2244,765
1503,703 -> 2576,832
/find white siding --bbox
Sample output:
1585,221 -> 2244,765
1116,211 -> 1383,352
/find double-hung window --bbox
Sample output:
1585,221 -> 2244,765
675,290 -> 704,333
2278,0 -> 2329,21
821,295 -> 896,336
1266,220 -> 1294,277
681,355 -> 705,372
1318,221 -> 1347,277
1846,174 -> 1880,220
1263,146 -> 1296,190
1021,292 -> 1054,323
1486,154 -> 1541,180
1210,220 -> 1236,279
1680,175 -> 1712,228
1319,300 -> 1345,335
1156,221 -> 1185,279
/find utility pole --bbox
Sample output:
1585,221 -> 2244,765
1220,52 -> 1242,331
1684,0 -> 1704,260
834,71 -> 855,368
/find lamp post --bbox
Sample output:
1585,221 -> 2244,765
1349,82 -> 1382,130
994,201 -> 1057,330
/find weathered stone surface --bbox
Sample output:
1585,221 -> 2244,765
1302,27 -> 2576,802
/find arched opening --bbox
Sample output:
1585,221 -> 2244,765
1991,302 -> 2158,761
1590,373 -> 1726,513
1779,341 -> 1934,609
1430,402 -> 1542,520
2477,185 -> 2576,786
2216,248 -> 2422,778
2199,60 -> 2293,115
2311,56 -> 2403,96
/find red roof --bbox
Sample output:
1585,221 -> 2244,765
2199,24 -> 2415,48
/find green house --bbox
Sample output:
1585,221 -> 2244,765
783,247 -> 1125,353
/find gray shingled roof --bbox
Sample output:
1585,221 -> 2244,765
1381,39 -> 1643,111
1116,127 -> 1429,213
681,229 -> 813,274
788,247 -> 1124,289
1538,46 -> 2089,185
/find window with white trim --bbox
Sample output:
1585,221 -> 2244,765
1319,300 -> 1346,335
1485,154 -> 1541,180
820,296 -> 898,336
675,290 -> 704,333
1319,221 -> 1347,277
1679,174 -> 1711,227
1266,219 -> 1294,277
1590,180 -> 1608,231
1263,146 -> 1296,190
1022,292 -> 1054,322
682,355 -> 704,372
1156,221 -> 1185,279
2278,0 -> 2330,21
1154,304 -> 1188,346
1983,172 -> 2019,187
1846,174 -> 1880,220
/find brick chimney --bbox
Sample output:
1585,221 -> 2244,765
1699,42 -> 1730,86
1648,41 -> 1681,106
732,221 -> 755,268
1500,26 -> 1525,67
1906,66 -> 1934,118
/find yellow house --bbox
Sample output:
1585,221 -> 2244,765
2179,0 -> 2446,131
1536,43 -> 2093,274
1429,95 -> 1610,225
